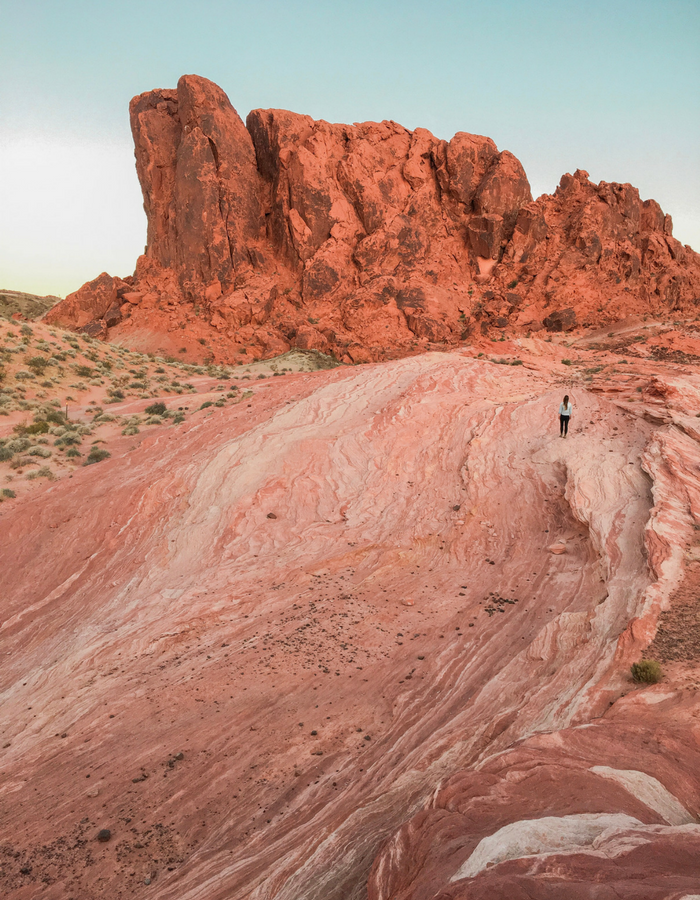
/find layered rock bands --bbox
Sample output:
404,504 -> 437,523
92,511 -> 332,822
47,74 -> 700,360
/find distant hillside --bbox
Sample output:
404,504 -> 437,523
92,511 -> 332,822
0,289 -> 62,321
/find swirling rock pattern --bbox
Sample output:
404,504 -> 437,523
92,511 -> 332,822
3,343 -> 699,898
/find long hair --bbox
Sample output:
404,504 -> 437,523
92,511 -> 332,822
563,394 -> 569,407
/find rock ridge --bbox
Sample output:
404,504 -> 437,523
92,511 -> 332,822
46,75 -> 700,361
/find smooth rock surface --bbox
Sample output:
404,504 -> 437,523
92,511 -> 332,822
3,338 -> 700,898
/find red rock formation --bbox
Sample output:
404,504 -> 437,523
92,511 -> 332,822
46,75 -> 700,361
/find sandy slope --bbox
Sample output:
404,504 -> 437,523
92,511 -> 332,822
1,338 -> 699,898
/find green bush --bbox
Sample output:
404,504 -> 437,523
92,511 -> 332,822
84,446 -> 111,466
44,409 -> 67,425
145,401 -> 167,416
65,447 -> 81,458
0,447 -> 13,461
74,365 -> 94,377
55,432 -> 81,447
200,401 -> 213,409
2,488 -> 16,498
631,659 -> 662,684
26,356 -> 49,373
561,358 -> 572,366
25,421 -> 49,435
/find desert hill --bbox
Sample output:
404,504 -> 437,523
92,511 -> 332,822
2,310 -> 700,897
0,289 -> 61,321
45,75 -> 700,363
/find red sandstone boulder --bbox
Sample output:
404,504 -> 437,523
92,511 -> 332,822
45,272 -> 129,330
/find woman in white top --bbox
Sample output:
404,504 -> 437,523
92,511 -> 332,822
559,395 -> 572,437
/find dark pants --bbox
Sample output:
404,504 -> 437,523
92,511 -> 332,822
560,415 -> 570,435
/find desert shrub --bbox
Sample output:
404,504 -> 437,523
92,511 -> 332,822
171,413 -> 185,425
55,431 -> 81,447
200,401 -> 213,409
27,446 -> 52,458
145,401 -> 167,416
107,389 -> 125,400
2,488 -> 16,498
65,447 -> 81,458
20,324 -> 33,338
74,365 -> 94,378
6,437 -> 30,453
122,424 -> 140,436
631,659 -> 662,684
25,421 -> 49,435
84,446 -> 111,466
561,359 -> 572,366
145,415 -> 163,425
27,466 -> 54,480
26,356 -> 49,373
0,447 -> 13,461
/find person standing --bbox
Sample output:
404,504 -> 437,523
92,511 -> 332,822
559,394 -> 572,437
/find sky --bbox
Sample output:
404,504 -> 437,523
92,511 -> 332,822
1,0 -> 698,297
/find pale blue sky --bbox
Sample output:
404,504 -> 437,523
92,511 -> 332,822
1,0 -> 698,296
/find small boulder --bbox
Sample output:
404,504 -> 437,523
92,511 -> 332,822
543,308 -> 577,332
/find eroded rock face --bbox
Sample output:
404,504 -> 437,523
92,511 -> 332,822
47,76 -> 700,362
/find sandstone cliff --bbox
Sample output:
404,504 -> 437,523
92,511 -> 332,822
46,75 -> 700,361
